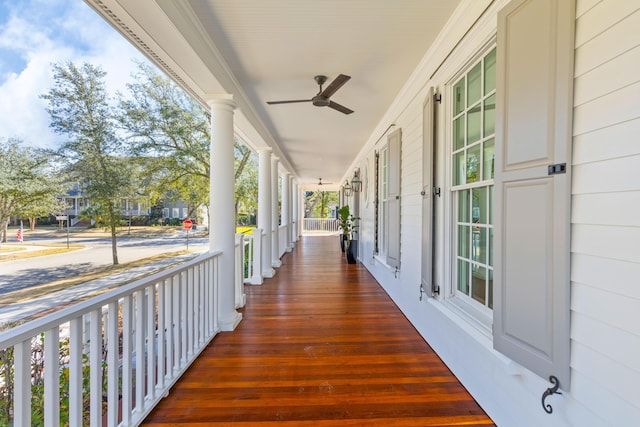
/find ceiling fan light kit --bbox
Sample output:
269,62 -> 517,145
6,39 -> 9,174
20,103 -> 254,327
267,74 -> 354,114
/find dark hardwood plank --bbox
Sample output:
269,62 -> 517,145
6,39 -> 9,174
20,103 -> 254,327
142,236 -> 494,426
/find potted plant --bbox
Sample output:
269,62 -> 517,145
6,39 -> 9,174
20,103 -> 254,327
337,205 -> 359,263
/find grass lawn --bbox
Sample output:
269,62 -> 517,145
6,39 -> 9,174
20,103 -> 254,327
236,226 -> 256,234
0,244 -> 84,262
0,249 -> 193,306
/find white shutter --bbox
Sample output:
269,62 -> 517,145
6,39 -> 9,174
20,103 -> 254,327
493,0 -> 574,389
421,88 -> 435,294
386,128 -> 401,269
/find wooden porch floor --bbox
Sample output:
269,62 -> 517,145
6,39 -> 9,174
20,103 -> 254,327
142,236 -> 494,426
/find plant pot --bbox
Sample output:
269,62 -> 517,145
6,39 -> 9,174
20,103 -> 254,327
340,234 -> 347,252
346,239 -> 357,264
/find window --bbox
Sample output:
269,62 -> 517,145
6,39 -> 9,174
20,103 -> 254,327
172,208 -> 179,218
451,47 -> 496,310
182,208 -> 188,219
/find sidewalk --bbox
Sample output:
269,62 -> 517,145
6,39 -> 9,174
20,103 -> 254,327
0,252 -> 197,326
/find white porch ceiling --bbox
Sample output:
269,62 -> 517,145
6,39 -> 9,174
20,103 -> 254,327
86,0 -> 462,190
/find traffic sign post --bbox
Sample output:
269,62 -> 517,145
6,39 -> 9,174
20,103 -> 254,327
183,219 -> 193,250
56,215 -> 70,248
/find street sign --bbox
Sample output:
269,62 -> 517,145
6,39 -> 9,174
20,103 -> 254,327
56,215 -> 68,221
183,219 -> 193,230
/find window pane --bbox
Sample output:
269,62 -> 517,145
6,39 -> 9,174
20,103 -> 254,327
458,225 -> 470,259
457,259 -> 469,294
453,116 -> 465,150
453,151 -> 464,186
467,62 -> 482,106
484,48 -> 496,95
472,187 -> 487,224
453,78 -> 466,115
466,144 -> 481,183
458,190 -> 470,222
472,227 -> 487,264
467,103 -> 481,145
483,93 -> 496,137
472,265 -> 487,305
483,138 -> 495,180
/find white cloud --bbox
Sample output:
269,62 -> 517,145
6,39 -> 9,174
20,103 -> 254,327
0,0 -> 149,149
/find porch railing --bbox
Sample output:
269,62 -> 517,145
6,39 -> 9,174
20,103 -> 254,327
242,228 -> 263,285
234,235 -> 246,308
302,218 -> 338,233
0,251 -> 221,427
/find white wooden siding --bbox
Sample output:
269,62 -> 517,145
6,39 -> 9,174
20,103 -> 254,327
571,0 -> 640,424
353,0 -> 640,425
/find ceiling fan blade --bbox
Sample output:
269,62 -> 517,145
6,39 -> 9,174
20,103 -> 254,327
320,74 -> 351,98
266,99 -> 312,105
328,101 -> 354,115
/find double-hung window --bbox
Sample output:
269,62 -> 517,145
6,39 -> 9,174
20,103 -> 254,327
451,47 -> 496,311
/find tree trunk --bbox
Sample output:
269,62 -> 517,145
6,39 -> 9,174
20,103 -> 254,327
108,204 -> 119,265
1,218 -> 8,243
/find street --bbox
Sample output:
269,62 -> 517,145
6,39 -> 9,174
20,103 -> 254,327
0,228 -> 208,295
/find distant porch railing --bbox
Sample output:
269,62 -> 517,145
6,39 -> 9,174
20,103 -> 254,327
0,252 -> 221,427
241,228 -> 263,285
303,218 -> 339,233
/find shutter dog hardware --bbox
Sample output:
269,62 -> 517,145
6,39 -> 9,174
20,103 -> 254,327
541,375 -> 562,414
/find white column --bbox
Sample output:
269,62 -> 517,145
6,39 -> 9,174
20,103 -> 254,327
291,182 -> 296,242
271,156 -> 281,267
207,95 -> 242,331
282,172 -> 292,252
258,149 -> 274,278
288,176 -> 294,248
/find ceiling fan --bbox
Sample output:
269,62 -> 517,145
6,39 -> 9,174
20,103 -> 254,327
317,178 -> 332,186
267,74 -> 354,115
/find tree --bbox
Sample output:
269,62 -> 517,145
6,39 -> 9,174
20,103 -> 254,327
305,191 -> 338,218
0,139 -> 64,242
118,62 -> 210,212
119,62 -> 258,225
234,143 -> 258,224
42,62 -> 131,265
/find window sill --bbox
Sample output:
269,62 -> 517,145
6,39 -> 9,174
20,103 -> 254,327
372,254 -> 399,274
428,297 -> 522,375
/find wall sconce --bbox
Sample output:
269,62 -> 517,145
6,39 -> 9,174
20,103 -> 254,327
351,168 -> 362,193
343,180 -> 352,197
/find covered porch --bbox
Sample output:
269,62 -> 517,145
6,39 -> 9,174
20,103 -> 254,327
142,235 -> 493,426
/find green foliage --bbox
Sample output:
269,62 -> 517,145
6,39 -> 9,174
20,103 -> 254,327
118,62 -> 211,209
0,334 -> 110,426
337,205 -> 359,239
304,191 -> 338,218
0,138 -> 66,242
119,62 -> 258,226
42,62 -> 133,265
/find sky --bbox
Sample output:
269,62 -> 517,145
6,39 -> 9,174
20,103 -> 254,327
0,0 -> 149,149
